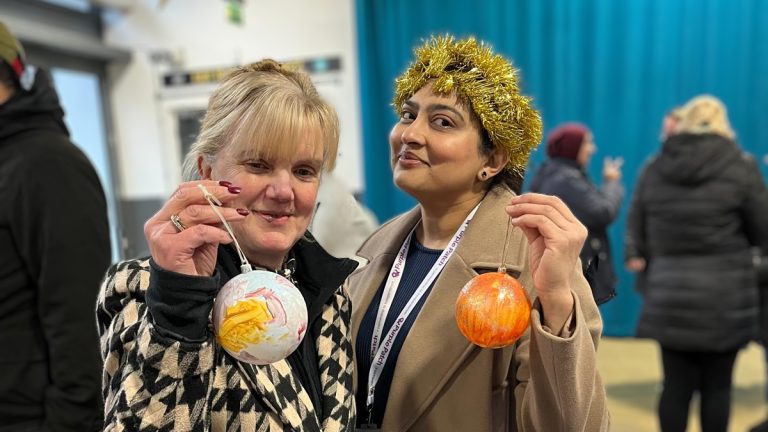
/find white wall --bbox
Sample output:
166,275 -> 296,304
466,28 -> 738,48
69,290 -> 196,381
103,0 -> 363,199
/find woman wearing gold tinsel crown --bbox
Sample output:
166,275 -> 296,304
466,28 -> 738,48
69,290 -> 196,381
348,36 -> 610,431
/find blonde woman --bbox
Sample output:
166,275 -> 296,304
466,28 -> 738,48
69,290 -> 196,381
97,60 -> 357,431
626,95 -> 768,432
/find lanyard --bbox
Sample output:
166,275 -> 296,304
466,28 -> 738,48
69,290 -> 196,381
366,204 -> 479,415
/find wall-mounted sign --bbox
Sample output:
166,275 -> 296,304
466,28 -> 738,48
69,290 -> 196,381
162,56 -> 342,88
225,0 -> 244,25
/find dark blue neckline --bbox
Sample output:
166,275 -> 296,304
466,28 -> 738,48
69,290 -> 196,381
411,235 -> 444,254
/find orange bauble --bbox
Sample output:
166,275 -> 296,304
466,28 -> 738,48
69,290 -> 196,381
455,271 -> 531,348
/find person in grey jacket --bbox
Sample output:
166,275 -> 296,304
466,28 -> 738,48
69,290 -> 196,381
528,123 -> 624,304
625,95 -> 768,432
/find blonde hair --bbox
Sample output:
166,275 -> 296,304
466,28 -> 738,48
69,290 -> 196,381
182,59 -> 339,180
676,95 -> 735,140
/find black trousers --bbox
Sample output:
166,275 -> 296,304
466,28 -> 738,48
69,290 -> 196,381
658,346 -> 739,432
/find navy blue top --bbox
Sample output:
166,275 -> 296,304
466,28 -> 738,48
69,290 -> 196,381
355,236 -> 442,426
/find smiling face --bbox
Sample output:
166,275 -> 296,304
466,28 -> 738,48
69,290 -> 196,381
200,132 -> 324,269
389,84 -> 492,206
185,61 -> 340,269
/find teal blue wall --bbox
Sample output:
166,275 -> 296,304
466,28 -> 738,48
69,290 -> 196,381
355,0 -> 768,336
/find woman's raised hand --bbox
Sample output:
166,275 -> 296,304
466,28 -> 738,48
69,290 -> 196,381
603,156 -> 624,182
505,193 -> 587,329
144,180 -> 247,276
625,257 -> 647,272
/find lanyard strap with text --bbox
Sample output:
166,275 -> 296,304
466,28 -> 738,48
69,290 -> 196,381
366,204 -> 479,411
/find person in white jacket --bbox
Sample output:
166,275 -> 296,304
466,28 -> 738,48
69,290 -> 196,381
311,172 -> 379,259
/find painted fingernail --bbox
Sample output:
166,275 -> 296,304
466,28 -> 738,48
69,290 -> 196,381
236,208 -> 250,216
228,186 -> 241,194
219,180 -> 233,187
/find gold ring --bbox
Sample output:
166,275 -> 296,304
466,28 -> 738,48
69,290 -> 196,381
170,214 -> 186,232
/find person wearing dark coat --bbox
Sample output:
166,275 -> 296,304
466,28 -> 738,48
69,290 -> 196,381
0,22 -> 110,431
759,253 -> 768,380
528,123 -> 624,304
625,95 -> 768,432
750,252 -> 768,432
749,226 -> 768,432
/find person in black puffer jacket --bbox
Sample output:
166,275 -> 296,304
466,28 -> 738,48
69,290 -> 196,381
528,123 -> 624,305
749,252 -> 768,432
625,95 -> 768,432
0,22 -> 110,432
758,253 -> 768,371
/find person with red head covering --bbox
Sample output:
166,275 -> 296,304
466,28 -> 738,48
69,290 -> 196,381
528,122 -> 624,304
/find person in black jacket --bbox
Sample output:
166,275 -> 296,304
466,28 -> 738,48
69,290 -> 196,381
97,59 -> 357,431
750,252 -> 768,432
528,123 -> 624,304
625,95 -> 768,432
0,22 -> 110,431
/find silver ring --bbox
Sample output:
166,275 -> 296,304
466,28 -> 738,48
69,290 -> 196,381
170,213 -> 186,232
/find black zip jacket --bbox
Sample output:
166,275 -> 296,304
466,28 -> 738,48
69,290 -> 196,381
0,68 -> 110,431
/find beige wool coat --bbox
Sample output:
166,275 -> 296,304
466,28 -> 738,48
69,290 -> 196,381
347,184 -> 610,431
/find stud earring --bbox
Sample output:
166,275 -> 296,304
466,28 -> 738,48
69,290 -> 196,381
481,171 -> 488,179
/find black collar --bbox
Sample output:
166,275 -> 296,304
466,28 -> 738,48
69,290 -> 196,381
217,233 -> 358,322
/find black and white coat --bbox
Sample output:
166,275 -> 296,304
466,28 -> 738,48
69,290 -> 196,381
97,239 -> 357,431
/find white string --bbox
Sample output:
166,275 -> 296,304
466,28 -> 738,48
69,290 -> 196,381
197,184 -> 251,274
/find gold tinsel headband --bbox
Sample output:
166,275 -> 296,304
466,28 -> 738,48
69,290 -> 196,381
393,35 -> 542,174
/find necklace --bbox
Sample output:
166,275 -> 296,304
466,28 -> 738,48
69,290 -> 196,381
280,256 -> 297,284
223,243 -> 298,285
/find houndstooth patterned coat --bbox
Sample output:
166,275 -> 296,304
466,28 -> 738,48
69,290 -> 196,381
96,254 -> 356,432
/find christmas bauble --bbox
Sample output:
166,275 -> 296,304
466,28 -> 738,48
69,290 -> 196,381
455,271 -> 531,348
213,270 -> 307,364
